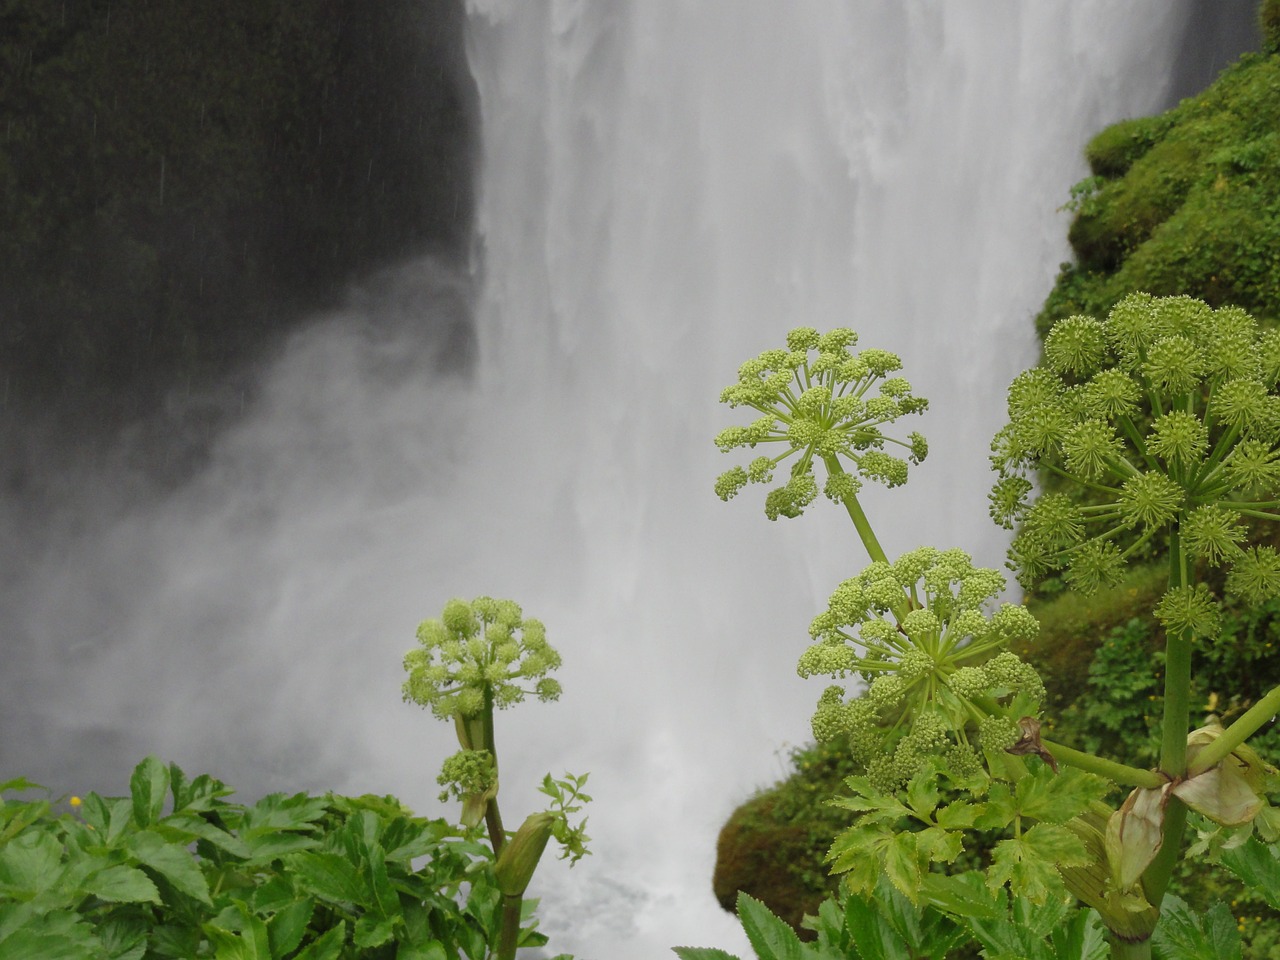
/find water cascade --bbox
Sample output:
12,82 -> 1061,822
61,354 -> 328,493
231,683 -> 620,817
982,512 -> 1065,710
0,2 -> 1229,958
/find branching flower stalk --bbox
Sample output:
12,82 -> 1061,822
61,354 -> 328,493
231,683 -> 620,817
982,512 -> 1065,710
403,597 -> 589,960
715,306 -> 1280,959
991,293 -> 1280,950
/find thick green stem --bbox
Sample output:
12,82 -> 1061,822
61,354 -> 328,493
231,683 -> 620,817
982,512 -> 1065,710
1187,682 -> 1280,776
1040,737 -> 1164,788
1142,529 -> 1193,906
1109,937 -> 1153,960
824,457 -> 889,565
497,894 -> 523,960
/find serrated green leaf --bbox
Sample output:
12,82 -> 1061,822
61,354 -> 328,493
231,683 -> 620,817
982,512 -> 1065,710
354,911 -> 400,949
240,832 -> 320,862
396,940 -> 448,960
82,864 -> 161,904
975,782 -> 1017,831
671,949 -> 741,960
905,769 -> 940,820
1151,895 -> 1243,960
934,800 -> 982,830
293,924 -> 347,960
130,757 -> 170,828
826,822 -> 895,876
914,826 -> 962,865
1049,906 -> 1108,960
266,898 -> 313,956
242,793 -> 330,833
157,814 -> 251,859
1016,767 -> 1110,824
883,833 -> 922,903
1220,837 -> 1280,909
841,893 -> 911,960
80,794 -> 133,846
0,799 -> 51,845
0,778 -> 45,796
127,829 -> 211,905
0,828 -> 64,897
989,824 -> 1086,904
286,851 -> 368,906
920,872 -> 1005,921
737,892 -> 806,960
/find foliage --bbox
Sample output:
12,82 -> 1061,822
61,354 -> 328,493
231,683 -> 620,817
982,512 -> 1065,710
0,757 -> 544,959
1039,48 -> 1280,337
403,596 -> 588,960
695,309 -> 1280,960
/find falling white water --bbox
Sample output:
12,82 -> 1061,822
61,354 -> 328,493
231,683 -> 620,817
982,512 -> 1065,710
0,3 -> 1226,959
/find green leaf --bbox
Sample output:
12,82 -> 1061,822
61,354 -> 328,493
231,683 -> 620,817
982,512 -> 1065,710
82,864 -> 161,904
127,829 -> 212,905
157,814 -> 251,859
285,851 -> 368,906
988,824 -> 1086,904
934,800 -> 982,830
265,898 -> 314,957
882,833 -> 922,903
737,892 -> 806,960
293,923 -> 347,960
354,912 -> 400,949
671,949 -> 741,960
1220,837 -> 1280,909
242,793 -> 330,833
1150,896 -> 1242,960
0,829 -> 64,897
396,941 -> 448,960
1049,907 -> 1109,960
130,756 -> 171,828
920,872 -> 1005,921
80,794 -> 133,846
0,778 -> 45,796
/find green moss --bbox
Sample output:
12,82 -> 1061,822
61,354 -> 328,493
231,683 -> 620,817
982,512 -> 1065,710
1085,115 -> 1175,177
1042,48 -> 1280,331
711,738 -> 861,938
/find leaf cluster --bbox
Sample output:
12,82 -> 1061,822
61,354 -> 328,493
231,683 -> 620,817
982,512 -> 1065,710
0,757 -> 549,959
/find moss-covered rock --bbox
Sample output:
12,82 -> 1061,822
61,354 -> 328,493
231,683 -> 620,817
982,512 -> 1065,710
1041,47 -> 1280,337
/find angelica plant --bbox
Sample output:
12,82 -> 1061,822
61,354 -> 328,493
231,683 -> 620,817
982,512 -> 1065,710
703,308 -> 1280,960
715,326 -> 927,561
403,596 -> 588,960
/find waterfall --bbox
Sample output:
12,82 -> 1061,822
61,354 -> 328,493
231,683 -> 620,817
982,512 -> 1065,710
460,2 -> 1203,954
0,2 -> 1232,958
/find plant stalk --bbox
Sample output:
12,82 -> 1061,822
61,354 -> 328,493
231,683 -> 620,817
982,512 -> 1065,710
1187,681 -> 1280,775
497,894 -> 523,960
1141,528 -> 1193,906
824,457 -> 889,565
1040,737 -> 1164,788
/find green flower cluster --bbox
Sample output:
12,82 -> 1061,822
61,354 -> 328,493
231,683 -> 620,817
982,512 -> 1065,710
402,597 -> 562,719
714,327 -> 928,520
799,547 -> 1044,790
437,749 -> 497,805
991,293 -> 1280,634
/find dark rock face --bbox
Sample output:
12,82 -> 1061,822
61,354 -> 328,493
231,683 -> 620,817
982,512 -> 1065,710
0,0 -> 476,428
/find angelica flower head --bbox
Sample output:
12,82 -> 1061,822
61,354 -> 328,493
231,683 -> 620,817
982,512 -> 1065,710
798,546 -> 1044,787
993,293 -> 1280,626
403,596 -> 563,721
715,327 -> 928,519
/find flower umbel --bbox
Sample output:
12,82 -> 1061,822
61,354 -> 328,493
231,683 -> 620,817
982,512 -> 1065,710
715,327 -> 928,520
402,596 -> 563,720
798,546 -> 1044,790
992,293 -> 1280,618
